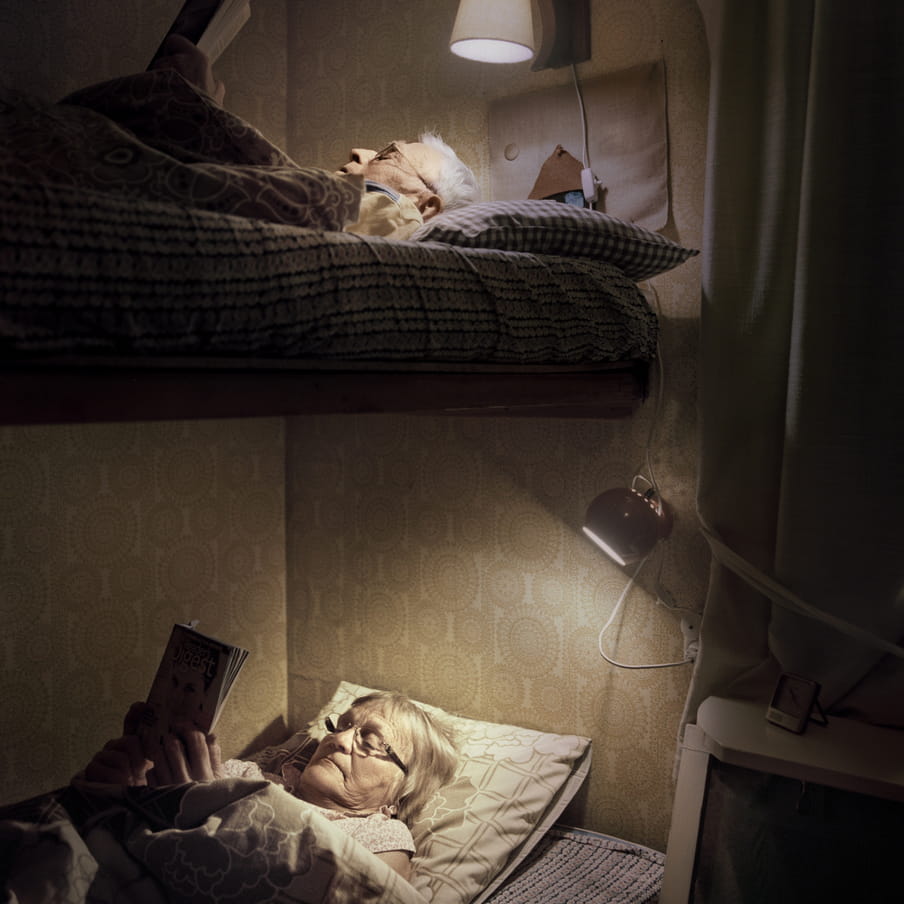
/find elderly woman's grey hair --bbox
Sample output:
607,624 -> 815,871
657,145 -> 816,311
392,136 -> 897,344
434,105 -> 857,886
419,131 -> 480,211
351,691 -> 459,825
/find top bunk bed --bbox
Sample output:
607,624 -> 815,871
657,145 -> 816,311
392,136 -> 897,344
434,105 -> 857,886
0,71 -> 697,426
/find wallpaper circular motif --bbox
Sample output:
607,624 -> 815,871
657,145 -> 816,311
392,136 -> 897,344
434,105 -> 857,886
0,454 -> 45,507
453,613 -> 487,650
112,458 -> 157,504
189,502 -> 228,539
145,502 -> 187,549
531,679 -> 577,729
16,512 -> 62,559
109,556 -> 155,600
419,649 -> 479,706
289,529 -> 343,585
422,547 -> 478,612
71,501 -> 138,563
422,450 -> 479,511
564,625 -> 606,676
411,605 -> 446,643
71,422 -> 140,455
355,416 -> 408,455
533,572 -> 567,608
231,488 -> 281,540
487,670 -> 522,714
5,675 -> 50,743
158,445 -> 216,502
381,548 -> 417,593
359,493 -> 406,551
231,576 -> 283,632
52,566 -> 103,610
354,590 -> 405,649
160,543 -> 216,598
410,502 -> 451,547
384,456 -> 416,491
68,604 -> 141,667
1,568 -> 44,615
55,456 -> 102,504
497,504 -> 559,568
292,618 -> 338,675
497,613 -> 557,678
483,563 -> 525,608
451,507 -> 494,550
221,540 -> 257,583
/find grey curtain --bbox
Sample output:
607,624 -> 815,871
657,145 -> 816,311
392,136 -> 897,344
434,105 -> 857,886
686,0 -> 904,728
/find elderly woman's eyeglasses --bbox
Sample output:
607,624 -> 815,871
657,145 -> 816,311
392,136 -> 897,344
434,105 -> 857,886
372,142 -> 436,194
324,714 -> 409,774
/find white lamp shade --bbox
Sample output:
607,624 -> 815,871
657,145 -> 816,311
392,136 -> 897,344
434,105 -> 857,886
450,0 -> 535,63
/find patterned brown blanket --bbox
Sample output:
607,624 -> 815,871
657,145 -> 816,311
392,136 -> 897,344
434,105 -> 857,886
0,70 -> 362,230
0,71 -> 657,368
0,779 -> 427,903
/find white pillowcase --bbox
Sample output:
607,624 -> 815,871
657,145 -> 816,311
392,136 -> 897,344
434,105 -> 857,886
305,681 -> 592,904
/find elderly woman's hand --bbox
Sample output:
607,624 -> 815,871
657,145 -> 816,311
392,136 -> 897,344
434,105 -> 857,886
82,702 -> 154,786
149,33 -> 226,104
84,735 -> 153,786
145,721 -> 227,787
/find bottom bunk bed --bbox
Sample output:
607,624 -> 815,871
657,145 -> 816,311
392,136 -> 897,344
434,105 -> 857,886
0,680 -> 665,904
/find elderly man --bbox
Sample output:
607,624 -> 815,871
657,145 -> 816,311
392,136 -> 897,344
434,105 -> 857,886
153,34 -> 479,238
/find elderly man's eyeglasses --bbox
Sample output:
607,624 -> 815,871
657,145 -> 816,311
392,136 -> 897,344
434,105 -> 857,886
324,714 -> 409,774
372,142 -> 436,194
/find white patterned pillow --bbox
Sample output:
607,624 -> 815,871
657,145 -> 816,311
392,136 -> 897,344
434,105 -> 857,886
307,681 -> 592,904
410,200 -> 698,281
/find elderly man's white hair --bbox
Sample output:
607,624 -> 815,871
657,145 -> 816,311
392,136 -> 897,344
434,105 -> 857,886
419,131 -> 480,210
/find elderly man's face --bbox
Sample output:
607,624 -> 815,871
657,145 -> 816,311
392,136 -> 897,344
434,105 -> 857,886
339,142 -> 445,219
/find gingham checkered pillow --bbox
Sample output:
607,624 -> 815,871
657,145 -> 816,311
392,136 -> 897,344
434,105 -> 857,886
411,200 -> 698,281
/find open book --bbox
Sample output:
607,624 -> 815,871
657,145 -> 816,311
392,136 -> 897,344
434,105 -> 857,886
148,0 -> 251,69
142,622 -> 249,743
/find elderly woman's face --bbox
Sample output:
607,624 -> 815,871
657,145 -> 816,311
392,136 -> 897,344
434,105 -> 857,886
297,704 -> 410,813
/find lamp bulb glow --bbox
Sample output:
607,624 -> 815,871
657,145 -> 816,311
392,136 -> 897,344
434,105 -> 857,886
450,38 -> 534,64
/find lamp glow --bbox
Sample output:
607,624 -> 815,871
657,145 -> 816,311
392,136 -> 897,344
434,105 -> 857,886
450,0 -> 535,64
583,486 -> 672,566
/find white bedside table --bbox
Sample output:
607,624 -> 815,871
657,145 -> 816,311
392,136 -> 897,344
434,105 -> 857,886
660,695 -> 904,903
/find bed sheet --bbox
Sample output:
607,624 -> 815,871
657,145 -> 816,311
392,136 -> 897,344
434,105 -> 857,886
484,824 -> 664,904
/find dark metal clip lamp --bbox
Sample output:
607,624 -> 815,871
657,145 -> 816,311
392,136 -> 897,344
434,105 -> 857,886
583,477 -> 672,566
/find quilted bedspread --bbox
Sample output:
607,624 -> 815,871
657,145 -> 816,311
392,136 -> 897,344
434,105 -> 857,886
0,778 -> 428,904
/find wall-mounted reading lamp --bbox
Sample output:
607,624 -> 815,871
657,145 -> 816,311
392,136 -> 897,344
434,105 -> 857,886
584,478 -> 697,671
583,477 -> 672,567
450,0 -> 590,69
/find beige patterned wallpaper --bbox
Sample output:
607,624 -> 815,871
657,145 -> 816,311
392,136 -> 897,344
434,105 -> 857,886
0,0 -> 709,854
0,418 -> 288,804
284,0 -> 709,851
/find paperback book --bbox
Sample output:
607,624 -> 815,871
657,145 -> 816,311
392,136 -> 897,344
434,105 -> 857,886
148,0 -> 251,68
142,621 -> 249,743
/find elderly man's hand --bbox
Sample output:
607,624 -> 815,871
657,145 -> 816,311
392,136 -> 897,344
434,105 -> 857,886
150,33 -> 226,104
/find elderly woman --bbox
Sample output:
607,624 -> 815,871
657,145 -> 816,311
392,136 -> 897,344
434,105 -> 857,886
82,691 -> 459,880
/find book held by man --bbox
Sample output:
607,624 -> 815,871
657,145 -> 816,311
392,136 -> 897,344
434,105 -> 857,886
148,0 -> 252,69
142,622 -> 249,742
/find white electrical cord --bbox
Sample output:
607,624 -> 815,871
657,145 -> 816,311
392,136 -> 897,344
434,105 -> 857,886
596,284 -> 698,669
571,63 -> 598,206
598,552 -> 697,670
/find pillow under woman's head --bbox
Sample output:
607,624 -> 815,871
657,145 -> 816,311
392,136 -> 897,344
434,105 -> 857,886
301,682 -> 592,904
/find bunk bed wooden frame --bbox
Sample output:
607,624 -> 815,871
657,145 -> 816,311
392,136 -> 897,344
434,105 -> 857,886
0,357 -> 649,425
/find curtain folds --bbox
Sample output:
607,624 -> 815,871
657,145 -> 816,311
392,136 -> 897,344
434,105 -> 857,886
686,0 -> 904,729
